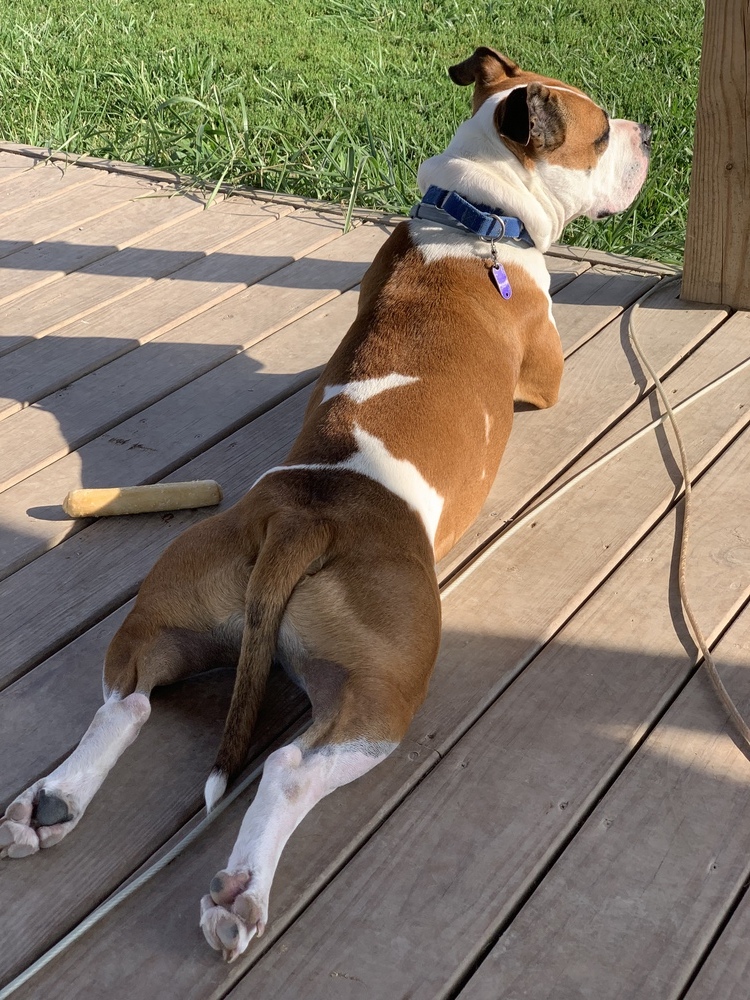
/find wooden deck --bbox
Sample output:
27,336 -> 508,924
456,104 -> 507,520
0,145 -> 749,1000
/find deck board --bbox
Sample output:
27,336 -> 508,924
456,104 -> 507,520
0,182 -> 210,307
0,252 -> 623,588
0,169 -> 160,256
0,163 -> 99,228
0,196 -> 292,371
0,215 -> 374,494
460,599 -> 750,1000
0,145 -> 748,999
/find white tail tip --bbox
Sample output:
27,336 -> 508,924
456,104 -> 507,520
204,769 -> 228,813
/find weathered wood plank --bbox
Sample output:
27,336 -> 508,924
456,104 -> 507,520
683,847 -> 750,999
0,239 -> 569,429
0,195 -> 291,359
0,183 -> 209,306
535,309 -> 750,504
552,265 -> 658,355
545,255 -> 591,294
683,0 -> 750,308
0,169 -> 200,262
16,315 -> 750,1000
440,284 -> 727,578
0,231 -> 573,423
0,214 -> 370,492
0,142 -> 191,184
0,150 -> 44,184
547,242 -> 681,275
0,202 -> 301,417
0,294 -> 356,586
0,163 -> 97,224
459,574 -> 750,1000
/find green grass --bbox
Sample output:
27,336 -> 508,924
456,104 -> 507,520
0,0 -> 703,263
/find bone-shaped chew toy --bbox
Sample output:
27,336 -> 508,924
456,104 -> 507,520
62,481 -> 223,518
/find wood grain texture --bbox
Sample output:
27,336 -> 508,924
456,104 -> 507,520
0,289 -> 361,586
683,840 -> 750,999
535,310 -> 750,504
0,163 -> 98,226
0,287 -> 372,682
552,265 -> 657,355
0,195 -> 291,366
14,313 -> 748,1000
546,243 -> 681,275
0,150 -> 44,184
0,204 -> 322,419
11,312 -> 750,1000
683,0 -> 750,308
0,183 -> 209,308
460,546 -> 750,1000
0,169 -> 200,263
545,255 -> 590,293
0,214 -> 370,492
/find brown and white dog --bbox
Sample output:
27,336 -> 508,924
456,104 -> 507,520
0,48 -> 650,960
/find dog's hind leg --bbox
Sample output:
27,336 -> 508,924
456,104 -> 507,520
0,508 -> 252,859
0,508 -> 256,860
200,550 -> 440,961
0,617 -> 238,859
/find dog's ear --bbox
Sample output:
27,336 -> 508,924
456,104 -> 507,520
448,47 -> 520,88
495,82 -> 566,154
494,86 -> 531,145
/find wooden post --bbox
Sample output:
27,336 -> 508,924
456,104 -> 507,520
682,0 -> 750,309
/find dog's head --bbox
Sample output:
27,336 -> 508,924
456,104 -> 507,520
448,47 -> 650,223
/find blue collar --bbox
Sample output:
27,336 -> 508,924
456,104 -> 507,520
410,185 -> 533,246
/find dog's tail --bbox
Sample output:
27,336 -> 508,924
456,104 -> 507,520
204,515 -> 332,812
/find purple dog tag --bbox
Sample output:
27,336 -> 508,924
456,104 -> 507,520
490,262 -> 512,299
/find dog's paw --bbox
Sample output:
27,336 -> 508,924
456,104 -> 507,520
0,817 -> 40,859
0,784 -> 80,859
199,868 -> 267,962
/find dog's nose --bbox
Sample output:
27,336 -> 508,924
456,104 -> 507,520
639,123 -> 652,151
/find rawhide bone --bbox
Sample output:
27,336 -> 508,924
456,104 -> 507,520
62,481 -> 223,518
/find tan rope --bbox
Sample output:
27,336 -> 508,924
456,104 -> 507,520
627,275 -> 750,747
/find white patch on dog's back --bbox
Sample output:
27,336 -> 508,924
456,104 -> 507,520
344,424 -> 444,544
254,423 -> 444,548
322,373 -> 418,405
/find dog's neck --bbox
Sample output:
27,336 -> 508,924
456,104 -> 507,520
417,93 -> 567,253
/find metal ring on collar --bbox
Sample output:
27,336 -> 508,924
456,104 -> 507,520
490,214 -> 507,239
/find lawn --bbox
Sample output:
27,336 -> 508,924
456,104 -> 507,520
1,0 -> 703,263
